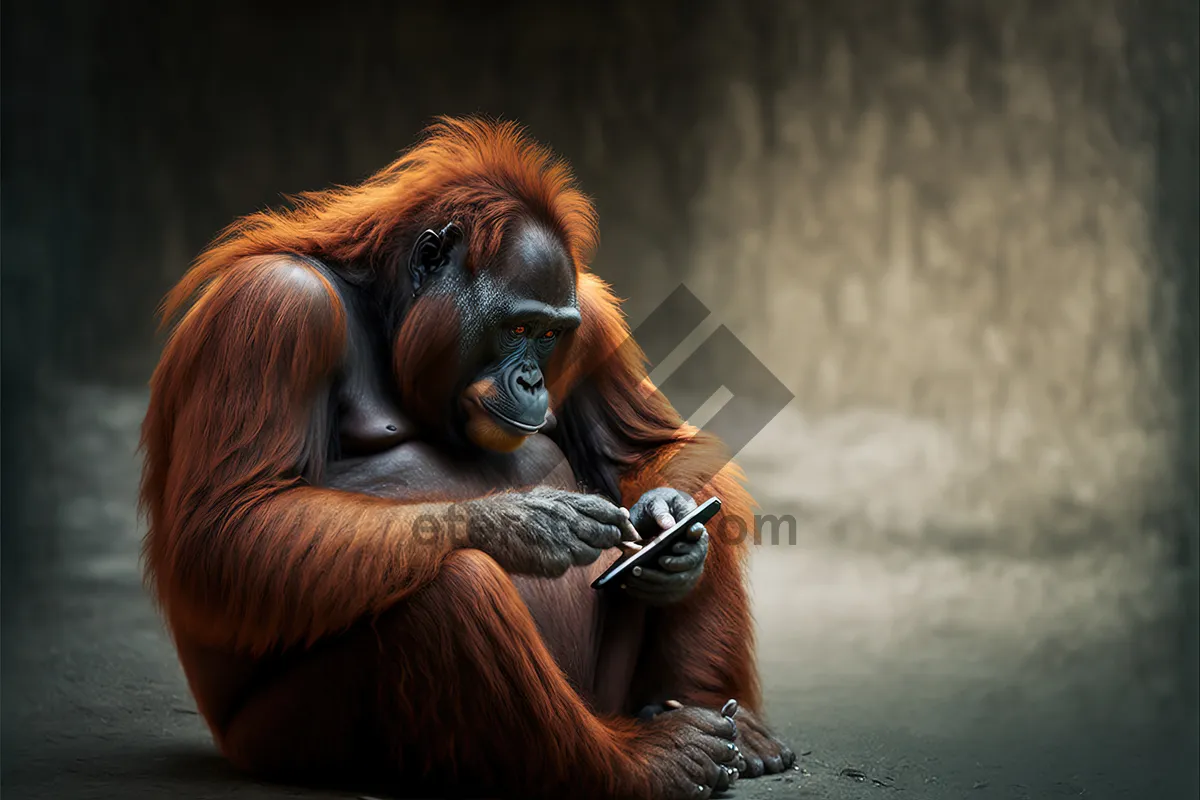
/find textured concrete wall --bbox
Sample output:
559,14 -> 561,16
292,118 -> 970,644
665,2 -> 1182,548
3,0 -> 1194,553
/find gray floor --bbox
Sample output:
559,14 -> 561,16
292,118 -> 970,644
2,384 -> 1196,799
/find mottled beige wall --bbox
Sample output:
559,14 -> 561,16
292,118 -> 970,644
599,1 -> 1175,544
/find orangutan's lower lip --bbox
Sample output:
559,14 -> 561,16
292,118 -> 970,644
483,405 -> 544,435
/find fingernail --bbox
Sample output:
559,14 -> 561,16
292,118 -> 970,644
665,699 -> 684,710
631,566 -> 643,577
618,542 -> 642,556
721,699 -> 739,717
658,515 -> 675,528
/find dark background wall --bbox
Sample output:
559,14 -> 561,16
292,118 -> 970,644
2,2 -> 1196,798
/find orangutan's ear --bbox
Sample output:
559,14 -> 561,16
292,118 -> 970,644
409,221 -> 463,294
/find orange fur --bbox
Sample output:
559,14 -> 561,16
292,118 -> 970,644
140,118 -> 764,798
159,117 -> 597,327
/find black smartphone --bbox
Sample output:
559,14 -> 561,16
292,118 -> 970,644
591,496 -> 722,590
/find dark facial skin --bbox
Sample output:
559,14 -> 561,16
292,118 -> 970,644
410,218 -> 581,453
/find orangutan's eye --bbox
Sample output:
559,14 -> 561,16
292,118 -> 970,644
543,330 -> 556,339
512,325 -> 526,336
